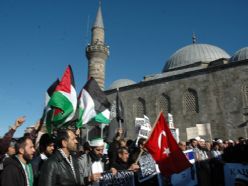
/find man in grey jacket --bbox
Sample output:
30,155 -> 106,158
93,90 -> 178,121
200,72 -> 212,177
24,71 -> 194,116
78,138 -> 116,186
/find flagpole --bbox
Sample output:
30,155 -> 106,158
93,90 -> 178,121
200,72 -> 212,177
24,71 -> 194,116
145,112 -> 163,142
209,127 -> 213,143
118,120 -> 122,129
49,109 -> 55,134
134,149 -> 144,164
100,124 -> 105,138
116,87 -> 123,129
86,125 -> 89,142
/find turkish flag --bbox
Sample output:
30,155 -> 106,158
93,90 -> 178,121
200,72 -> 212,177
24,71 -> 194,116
144,112 -> 191,177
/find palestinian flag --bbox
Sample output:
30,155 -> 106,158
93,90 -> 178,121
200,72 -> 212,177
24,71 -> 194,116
45,79 -> 60,106
47,65 -> 77,130
76,77 -> 111,128
41,79 -> 60,133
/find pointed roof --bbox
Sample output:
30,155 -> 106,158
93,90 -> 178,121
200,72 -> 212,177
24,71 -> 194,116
93,1 -> 104,29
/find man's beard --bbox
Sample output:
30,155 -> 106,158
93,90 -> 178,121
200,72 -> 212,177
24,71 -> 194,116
45,149 -> 54,157
23,152 -> 33,163
68,144 -> 77,152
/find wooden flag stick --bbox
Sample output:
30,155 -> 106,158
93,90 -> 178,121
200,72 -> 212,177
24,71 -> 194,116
144,111 -> 163,144
134,149 -> 144,164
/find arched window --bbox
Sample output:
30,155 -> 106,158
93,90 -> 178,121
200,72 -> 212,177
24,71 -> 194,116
242,84 -> 248,107
183,88 -> 199,113
133,97 -> 146,118
157,94 -> 171,115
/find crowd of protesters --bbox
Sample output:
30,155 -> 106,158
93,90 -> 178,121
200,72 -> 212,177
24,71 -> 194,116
178,136 -> 248,186
0,116 -> 248,186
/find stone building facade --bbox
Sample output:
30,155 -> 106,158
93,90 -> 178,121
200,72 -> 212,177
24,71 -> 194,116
87,3 -> 248,141
106,58 -> 248,140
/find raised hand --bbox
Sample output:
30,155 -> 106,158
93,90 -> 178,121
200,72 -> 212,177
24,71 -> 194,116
12,116 -> 26,130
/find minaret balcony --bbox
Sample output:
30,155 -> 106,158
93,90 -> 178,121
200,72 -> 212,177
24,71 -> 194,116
86,44 -> 110,56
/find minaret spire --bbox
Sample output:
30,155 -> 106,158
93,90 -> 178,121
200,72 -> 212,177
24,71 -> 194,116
86,1 -> 109,90
93,0 -> 104,29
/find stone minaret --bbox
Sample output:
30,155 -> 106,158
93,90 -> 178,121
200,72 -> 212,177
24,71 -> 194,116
86,1 -> 109,90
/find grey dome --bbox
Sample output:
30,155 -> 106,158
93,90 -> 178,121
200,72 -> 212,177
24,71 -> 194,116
109,79 -> 136,89
163,44 -> 230,72
230,47 -> 248,62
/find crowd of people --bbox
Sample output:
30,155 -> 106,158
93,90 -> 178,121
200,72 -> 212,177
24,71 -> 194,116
0,116 -> 248,186
178,136 -> 248,186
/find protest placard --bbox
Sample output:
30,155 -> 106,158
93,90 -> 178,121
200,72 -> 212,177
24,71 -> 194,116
196,123 -> 212,141
100,171 -> 135,186
138,153 -> 157,182
224,163 -> 248,186
186,127 -> 198,140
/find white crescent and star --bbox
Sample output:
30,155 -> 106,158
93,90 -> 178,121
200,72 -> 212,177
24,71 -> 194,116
158,130 -> 170,156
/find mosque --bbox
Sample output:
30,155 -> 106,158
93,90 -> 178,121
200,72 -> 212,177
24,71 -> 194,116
85,3 -> 248,141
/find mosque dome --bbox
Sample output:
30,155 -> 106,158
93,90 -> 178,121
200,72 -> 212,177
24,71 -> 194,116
230,47 -> 248,62
163,43 -> 230,72
109,79 -> 136,89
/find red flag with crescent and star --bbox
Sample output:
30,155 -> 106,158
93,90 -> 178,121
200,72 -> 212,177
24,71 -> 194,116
144,112 -> 191,177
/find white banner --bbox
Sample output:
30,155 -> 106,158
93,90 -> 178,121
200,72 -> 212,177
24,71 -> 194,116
224,163 -> 248,186
196,123 -> 211,137
135,118 -> 145,133
186,127 -> 198,140
170,128 -> 179,143
135,116 -> 152,142
168,113 -> 174,128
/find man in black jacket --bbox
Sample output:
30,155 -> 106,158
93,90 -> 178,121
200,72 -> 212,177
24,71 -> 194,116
1,136 -> 36,186
38,129 -> 81,186
31,133 -> 55,186
111,147 -> 139,171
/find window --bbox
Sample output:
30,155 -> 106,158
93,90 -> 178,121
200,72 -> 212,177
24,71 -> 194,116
157,94 -> 170,115
183,88 -> 199,113
133,97 -> 146,118
242,84 -> 248,107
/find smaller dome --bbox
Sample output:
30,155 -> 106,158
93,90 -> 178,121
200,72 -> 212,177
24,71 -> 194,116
109,79 -> 136,89
230,47 -> 248,62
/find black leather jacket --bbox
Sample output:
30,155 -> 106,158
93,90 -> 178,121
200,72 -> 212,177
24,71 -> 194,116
38,150 -> 81,186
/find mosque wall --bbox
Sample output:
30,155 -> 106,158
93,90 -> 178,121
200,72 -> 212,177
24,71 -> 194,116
106,60 -> 248,141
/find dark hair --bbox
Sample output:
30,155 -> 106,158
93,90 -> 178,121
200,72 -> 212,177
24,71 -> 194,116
39,133 -> 54,152
83,141 -> 90,151
189,138 -> 197,143
238,137 -> 245,141
137,138 -> 146,147
126,139 -> 134,147
55,129 -> 70,148
117,147 -> 129,154
15,136 -> 32,153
